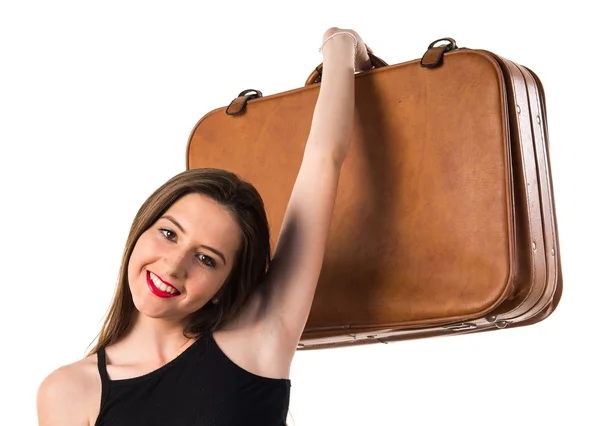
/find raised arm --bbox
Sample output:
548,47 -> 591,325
261,28 -> 373,352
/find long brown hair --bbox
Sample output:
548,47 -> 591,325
87,168 -> 272,355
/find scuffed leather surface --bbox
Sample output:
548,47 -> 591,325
186,49 -> 561,348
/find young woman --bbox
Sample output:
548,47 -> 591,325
37,27 -> 374,426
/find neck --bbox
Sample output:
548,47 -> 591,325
122,310 -> 194,359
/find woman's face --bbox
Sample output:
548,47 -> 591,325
127,193 -> 241,322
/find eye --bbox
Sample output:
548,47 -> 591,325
196,253 -> 216,268
159,228 -> 176,240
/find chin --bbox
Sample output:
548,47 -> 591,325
128,277 -> 175,318
129,281 -> 199,322
131,294 -> 172,319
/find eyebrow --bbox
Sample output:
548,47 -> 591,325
161,215 -> 227,265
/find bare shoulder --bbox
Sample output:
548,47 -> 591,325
37,355 -> 101,426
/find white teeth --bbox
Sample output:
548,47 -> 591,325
150,272 -> 178,295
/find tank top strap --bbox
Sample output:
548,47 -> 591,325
96,347 -> 110,409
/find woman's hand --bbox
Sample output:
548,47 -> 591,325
321,27 -> 373,72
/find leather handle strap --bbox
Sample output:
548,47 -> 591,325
304,51 -> 389,86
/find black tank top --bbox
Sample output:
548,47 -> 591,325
94,332 -> 291,426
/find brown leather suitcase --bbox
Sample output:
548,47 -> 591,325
186,38 -> 562,350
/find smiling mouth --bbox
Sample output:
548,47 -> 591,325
146,271 -> 181,298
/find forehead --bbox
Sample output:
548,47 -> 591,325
162,193 -> 241,252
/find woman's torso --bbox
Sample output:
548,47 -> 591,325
91,332 -> 291,426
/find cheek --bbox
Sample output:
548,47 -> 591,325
128,234 -> 159,274
185,268 -> 230,298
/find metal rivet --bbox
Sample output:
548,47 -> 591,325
297,343 -> 304,348
532,242 -> 536,250
517,105 -> 521,114
551,248 -> 555,256
496,321 -> 509,329
536,115 -> 541,124
486,315 -> 497,323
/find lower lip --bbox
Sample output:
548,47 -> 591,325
146,272 -> 179,298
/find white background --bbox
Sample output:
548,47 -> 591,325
1,1 -> 598,425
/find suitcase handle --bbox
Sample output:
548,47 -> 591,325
304,51 -> 389,86
305,38 -> 459,85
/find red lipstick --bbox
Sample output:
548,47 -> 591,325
146,271 -> 180,298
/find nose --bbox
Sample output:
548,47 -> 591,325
163,248 -> 188,280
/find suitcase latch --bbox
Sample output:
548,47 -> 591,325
444,322 -> 477,331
